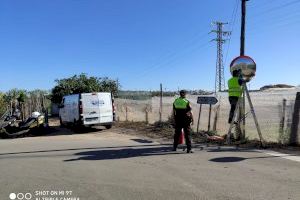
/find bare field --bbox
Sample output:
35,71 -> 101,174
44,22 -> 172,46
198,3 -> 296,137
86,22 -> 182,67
115,88 -> 300,144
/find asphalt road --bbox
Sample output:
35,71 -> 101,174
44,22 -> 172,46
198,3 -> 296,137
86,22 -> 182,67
0,127 -> 299,200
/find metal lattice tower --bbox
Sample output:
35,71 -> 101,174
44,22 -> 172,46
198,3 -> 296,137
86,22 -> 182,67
211,22 -> 231,92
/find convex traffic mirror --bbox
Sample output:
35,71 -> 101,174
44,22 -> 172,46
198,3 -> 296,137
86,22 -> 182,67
230,55 -> 256,82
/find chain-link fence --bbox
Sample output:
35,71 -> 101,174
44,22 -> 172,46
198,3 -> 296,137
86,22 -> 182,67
115,88 -> 300,144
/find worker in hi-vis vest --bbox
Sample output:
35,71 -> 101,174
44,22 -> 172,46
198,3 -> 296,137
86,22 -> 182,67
172,90 -> 194,153
228,70 -> 244,124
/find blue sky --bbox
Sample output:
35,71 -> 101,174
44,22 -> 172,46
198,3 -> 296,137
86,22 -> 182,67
0,0 -> 299,91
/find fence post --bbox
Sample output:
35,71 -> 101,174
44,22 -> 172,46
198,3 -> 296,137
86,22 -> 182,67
10,101 -> 13,115
125,106 -> 128,121
145,110 -> 149,124
279,98 -> 287,143
196,104 -> 202,134
159,83 -> 163,122
213,104 -> 220,132
208,104 -> 212,132
290,92 -> 300,145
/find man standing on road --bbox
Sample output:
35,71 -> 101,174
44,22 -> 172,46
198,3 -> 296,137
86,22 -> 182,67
228,70 -> 243,124
172,90 -> 194,153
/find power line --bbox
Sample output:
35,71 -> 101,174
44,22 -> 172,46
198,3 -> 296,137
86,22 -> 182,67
135,41 -> 210,79
133,30 -> 211,79
247,18 -> 300,37
224,0 -> 239,75
248,0 -> 282,9
249,0 -> 300,19
248,9 -> 300,28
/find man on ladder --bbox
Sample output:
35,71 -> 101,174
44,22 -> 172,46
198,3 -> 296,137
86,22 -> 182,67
228,70 -> 244,140
172,90 -> 194,153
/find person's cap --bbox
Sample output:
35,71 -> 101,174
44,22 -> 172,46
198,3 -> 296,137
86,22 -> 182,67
179,90 -> 186,95
232,70 -> 240,76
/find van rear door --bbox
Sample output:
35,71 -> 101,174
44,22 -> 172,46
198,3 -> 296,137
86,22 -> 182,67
97,93 -> 113,123
81,93 -> 101,125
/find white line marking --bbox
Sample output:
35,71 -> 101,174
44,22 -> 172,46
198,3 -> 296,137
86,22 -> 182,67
258,150 -> 300,163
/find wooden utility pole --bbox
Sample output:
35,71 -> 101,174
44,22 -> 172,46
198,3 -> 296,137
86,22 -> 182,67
240,0 -> 248,140
240,0 -> 248,56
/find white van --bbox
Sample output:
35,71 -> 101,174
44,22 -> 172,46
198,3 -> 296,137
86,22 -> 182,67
59,92 -> 115,129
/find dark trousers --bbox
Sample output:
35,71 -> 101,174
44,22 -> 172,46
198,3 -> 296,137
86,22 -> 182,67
173,123 -> 192,151
228,96 -> 239,123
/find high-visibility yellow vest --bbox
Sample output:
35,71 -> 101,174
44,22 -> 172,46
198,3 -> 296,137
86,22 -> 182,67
228,77 -> 242,97
173,97 -> 189,109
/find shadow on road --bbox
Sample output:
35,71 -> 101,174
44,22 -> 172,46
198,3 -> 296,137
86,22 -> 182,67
0,144 -> 170,156
209,154 -> 298,163
34,125 -> 108,138
206,148 -> 256,153
64,146 -> 177,162
47,126 -> 106,136
210,157 -> 247,162
131,139 -> 153,143
0,125 -> 108,140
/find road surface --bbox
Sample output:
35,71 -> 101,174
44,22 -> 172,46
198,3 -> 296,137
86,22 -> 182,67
0,127 -> 299,200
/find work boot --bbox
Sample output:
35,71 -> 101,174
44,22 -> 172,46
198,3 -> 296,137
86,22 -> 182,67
187,150 -> 194,153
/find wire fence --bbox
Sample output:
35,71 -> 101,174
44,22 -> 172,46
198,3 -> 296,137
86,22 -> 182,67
115,89 -> 300,144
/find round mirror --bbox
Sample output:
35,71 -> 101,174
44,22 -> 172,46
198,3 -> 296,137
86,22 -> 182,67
230,56 -> 256,82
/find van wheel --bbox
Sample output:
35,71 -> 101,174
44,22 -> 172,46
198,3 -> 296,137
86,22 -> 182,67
105,125 -> 112,129
73,119 -> 80,130
59,118 -> 65,127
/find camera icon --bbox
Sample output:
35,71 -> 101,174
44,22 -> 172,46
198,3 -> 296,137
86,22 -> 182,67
9,193 -> 32,200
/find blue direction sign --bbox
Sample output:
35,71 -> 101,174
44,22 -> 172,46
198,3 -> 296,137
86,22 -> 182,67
197,96 -> 218,105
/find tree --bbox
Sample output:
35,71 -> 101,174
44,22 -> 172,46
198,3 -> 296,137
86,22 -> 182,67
17,91 -> 26,103
51,74 -> 120,104
3,89 -> 27,109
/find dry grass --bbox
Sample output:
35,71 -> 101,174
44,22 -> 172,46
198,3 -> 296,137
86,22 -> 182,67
115,121 -> 300,151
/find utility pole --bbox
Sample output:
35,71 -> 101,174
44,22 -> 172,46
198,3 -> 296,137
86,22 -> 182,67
240,0 -> 248,56
240,0 -> 249,140
211,21 -> 231,93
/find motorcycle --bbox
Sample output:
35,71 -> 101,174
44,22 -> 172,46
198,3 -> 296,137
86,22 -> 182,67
0,111 -> 47,138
